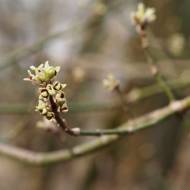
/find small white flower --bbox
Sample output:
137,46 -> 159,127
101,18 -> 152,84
103,74 -> 119,91
131,3 -> 156,30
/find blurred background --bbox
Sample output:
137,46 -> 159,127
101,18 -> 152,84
0,0 -> 190,189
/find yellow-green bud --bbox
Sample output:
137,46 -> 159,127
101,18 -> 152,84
24,61 -> 61,83
35,100 -> 48,114
46,112 -> 54,120
53,81 -> 62,91
46,84 -> 56,95
55,92 -> 66,105
40,89 -> 49,98
53,81 -> 67,91
44,67 -> 57,80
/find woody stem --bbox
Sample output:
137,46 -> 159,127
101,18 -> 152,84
49,95 -> 76,136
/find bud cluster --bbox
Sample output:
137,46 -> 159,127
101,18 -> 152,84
24,61 -> 60,84
24,61 -> 68,120
131,3 -> 156,34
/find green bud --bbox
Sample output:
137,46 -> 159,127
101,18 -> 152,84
46,112 -> 54,120
40,89 -> 49,98
53,81 -> 61,91
44,67 -> 57,80
46,84 -> 56,95
55,92 -> 65,104
24,61 -> 61,83
36,73 -> 47,82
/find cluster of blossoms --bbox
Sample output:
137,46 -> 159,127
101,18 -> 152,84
131,3 -> 156,34
24,61 -> 68,120
24,61 -> 60,84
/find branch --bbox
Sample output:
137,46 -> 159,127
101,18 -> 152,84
143,47 -> 175,101
0,96 -> 190,165
49,95 -> 77,135
1,75 -> 190,114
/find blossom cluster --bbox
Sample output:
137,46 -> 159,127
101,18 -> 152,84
131,3 -> 156,33
24,61 -> 60,84
24,61 -> 68,120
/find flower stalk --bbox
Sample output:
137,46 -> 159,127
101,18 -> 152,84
49,95 -> 77,136
131,3 -> 175,102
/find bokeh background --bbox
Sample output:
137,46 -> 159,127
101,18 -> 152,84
0,0 -> 190,189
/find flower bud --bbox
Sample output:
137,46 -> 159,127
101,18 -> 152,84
131,3 -> 156,32
23,61 -> 60,84
35,100 -> 48,115
40,88 -> 49,99
46,112 -> 54,120
46,84 -> 56,95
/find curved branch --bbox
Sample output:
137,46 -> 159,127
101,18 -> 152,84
0,96 -> 190,165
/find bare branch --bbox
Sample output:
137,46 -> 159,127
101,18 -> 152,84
0,96 -> 189,165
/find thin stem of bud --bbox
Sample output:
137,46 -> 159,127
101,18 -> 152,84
49,95 -> 77,136
114,86 -> 128,112
142,36 -> 176,102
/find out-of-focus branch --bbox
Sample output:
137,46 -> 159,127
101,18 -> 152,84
0,96 -> 190,165
126,74 -> 190,103
131,3 -> 176,102
143,47 -> 176,101
1,74 -> 190,114
0,23 -> 83,71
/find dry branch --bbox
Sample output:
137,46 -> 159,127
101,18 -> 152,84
0,96 -> 189,165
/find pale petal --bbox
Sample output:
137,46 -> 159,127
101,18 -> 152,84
30,65 -> 36,70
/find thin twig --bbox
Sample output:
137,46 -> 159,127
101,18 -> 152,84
143,45 -> 176,102
0,96 -> 189,165
114,86 -> 128,112
49,95 -> 77,136
114,86 -> 135,119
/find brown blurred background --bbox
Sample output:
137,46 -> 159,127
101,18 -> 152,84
0,0 -> 190,189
